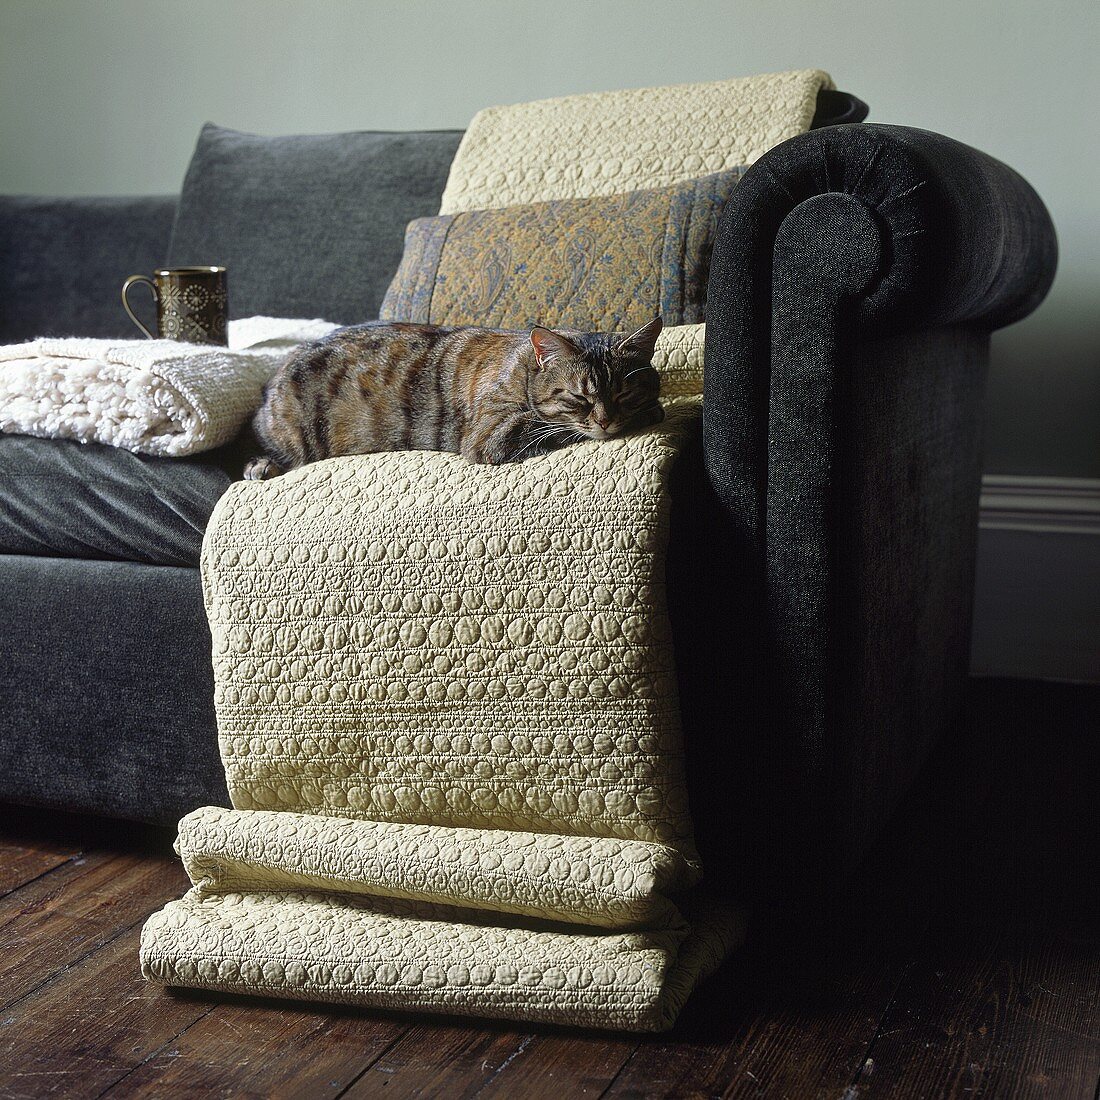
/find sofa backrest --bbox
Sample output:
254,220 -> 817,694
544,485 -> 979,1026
0,194 -> 178,342
167,125 -> 464,326
0,89 -> 865,342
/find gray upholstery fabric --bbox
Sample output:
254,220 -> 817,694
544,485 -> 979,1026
810,89 -> 868,127
679,329 -> 989,911
702,123 -> 1057,906
706,123 -> 1058,558
0,195 -> 177,342
830,325 -> 988,874
0,554 -> 229,823
0,432 -> 246,566
167,124 -> 464,324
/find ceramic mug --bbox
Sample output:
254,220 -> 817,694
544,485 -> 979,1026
122,266 -> 228,345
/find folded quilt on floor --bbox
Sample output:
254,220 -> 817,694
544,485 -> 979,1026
141,362 -> 741,1030
143,807 -> 743,1030
0,316 -> 337,457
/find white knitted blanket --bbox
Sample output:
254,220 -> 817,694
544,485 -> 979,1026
0,317 -> 337,457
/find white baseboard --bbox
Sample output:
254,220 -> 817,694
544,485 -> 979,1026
972,475 -> 1100,683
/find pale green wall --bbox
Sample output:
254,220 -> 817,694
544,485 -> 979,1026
2,0 -> 1097,476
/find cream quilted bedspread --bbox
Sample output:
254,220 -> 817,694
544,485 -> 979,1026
140,352 -> 746,1029
142,807 -> 744,1030
141,68 -> 832,1029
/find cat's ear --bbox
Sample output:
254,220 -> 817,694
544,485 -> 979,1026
615,316 -> 663,359
530,327 -> 580,369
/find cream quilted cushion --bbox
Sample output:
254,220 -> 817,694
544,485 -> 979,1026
440,69 -> 832,213
439,68 -> 828,388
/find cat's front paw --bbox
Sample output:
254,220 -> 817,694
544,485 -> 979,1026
243,457 -> 284,481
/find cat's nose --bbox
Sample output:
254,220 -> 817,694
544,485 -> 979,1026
593,413 -> 610,430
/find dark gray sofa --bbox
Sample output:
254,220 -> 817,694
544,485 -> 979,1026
0,90 -> 1057,911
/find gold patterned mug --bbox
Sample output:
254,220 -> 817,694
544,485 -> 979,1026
122,267 -> 228,345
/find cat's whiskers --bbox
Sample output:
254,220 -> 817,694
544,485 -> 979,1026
528,420 -> 577,440
516,421 -> 580,458
526,426 -> 576,448
514,428 -> 560,457
514,435 -> 553,459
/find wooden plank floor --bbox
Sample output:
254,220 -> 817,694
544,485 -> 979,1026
0,678 -> 1096,1099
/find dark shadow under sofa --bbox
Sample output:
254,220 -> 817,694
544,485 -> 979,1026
0,87 -> 1056,913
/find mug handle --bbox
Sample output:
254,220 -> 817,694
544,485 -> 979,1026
122,275 -> 158,339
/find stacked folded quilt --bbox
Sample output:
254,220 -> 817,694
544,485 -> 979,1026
141,395 -> 743,1031
143,808 -> 743,1030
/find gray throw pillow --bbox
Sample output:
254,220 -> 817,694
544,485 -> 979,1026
167,124 -> 463,324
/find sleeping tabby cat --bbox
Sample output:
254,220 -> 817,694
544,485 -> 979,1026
244,317 -> 664,478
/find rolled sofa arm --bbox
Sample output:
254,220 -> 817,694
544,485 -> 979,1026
704,122 -> 1058,541
0,194 -> 177,342
693,124 -> 1057,904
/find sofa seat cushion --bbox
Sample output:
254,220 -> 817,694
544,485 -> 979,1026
167,125 -> 463,325
0,432 -> 244,566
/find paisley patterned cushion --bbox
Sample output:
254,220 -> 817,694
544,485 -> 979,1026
379,169 -> 744,331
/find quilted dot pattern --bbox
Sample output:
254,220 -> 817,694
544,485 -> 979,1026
177,806 -> 695,929
439,69 -> 832,213
141,889 -> 744,1031
206,408 -> 703,853
652,324 -> 705,402
141,405 -> 747,1030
